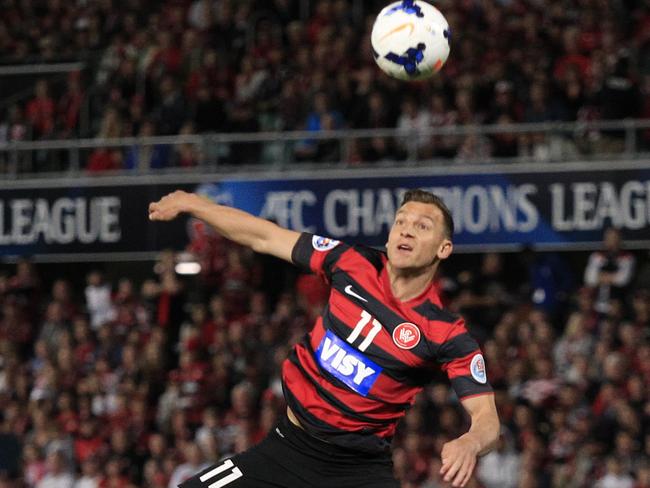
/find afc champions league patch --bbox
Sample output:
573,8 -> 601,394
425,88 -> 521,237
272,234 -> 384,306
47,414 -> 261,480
392,322 -> 421,349
470,354 -> 487,384
312,235 -> 340,251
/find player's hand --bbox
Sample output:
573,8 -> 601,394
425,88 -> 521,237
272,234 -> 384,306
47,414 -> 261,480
439,435 -> 480,487
148,190 -> 197,221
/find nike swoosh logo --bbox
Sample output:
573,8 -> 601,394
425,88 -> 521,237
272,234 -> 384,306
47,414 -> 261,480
275,427 -> 285,438
379,22 -> 415,42
344,285 -> 368,303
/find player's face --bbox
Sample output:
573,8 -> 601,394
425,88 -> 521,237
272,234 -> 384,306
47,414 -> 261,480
386,201 -> 452,271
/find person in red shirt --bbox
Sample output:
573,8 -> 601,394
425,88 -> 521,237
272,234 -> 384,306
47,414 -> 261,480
149,188 -> 499,488
26,80 -> 55,138
74,418 -> 104,463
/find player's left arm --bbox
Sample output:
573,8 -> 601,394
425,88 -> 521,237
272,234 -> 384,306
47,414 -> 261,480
440,393 -> 499,488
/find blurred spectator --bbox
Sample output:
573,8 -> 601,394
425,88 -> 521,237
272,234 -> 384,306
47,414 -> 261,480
23,444 -> 46,487
6,105 -> 29,142
295,91 -> 343,162
597,55 -> 642,121
191,83 -> 226,134
476,427 -> 520,488
521,248 -> 575,319
36,450 -> 74,488
524,82 -> 564,123
87,106 -> 125,173
124,120 -> 170,171
559,66 -> 587,122
554,312 -> 595,379
453,253 -> 514,334
166,442 -> 210,488
124,95 -> 147,137
554,25 -> 592,82
84,271 -> 115,331
149,32 -> 183,79
234,56 -> 268,105
110,58 -> 138,107
584,228 -> 636,313
73,419 -> 103,465
490,114 -> 519,158
170,122 -> 201,168
86,148 -> 123,173
26,81 -> 56,139
227,103 -> 261,164
73,457 -> 101,488
187,0 -> 218,31
0,426 -> 21,480
357,90 -> 394,129
488,80 -> 521,123
154,76 -> 186,136
426,93 -> 457,159
396,97 -> 431,156
595,456 -> 635,488
57,72 -> 85,139
37,301 -> 69,356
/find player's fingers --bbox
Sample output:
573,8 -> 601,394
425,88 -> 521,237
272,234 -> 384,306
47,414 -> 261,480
149,205 -> 173,221
451,456 -> 473,487
439,444 -> 452,474
440,455 -> 457,476
439,456 -> 451,474
458,457 -> 476,487
443,457 -> 462,483
450,458 -> 466,487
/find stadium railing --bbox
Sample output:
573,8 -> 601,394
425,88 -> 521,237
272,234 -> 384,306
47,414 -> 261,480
1,118 -> 649,177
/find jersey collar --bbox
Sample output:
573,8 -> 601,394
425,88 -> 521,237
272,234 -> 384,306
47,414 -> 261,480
379,257 -> 437,308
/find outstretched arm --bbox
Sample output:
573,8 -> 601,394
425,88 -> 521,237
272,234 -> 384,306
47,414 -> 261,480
439,393 -> 499,487
148,190 -> 301,262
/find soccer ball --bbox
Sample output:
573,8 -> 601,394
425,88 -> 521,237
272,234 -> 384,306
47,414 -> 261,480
371,0 -> 451,81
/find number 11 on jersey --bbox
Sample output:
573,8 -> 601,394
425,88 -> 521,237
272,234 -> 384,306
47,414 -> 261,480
347,310 -> 382,352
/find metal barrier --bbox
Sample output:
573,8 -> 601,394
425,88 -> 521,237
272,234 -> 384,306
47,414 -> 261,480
1,119 -> 649,177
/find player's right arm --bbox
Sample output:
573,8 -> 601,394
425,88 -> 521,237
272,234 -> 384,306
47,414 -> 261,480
148,190 -> 300,263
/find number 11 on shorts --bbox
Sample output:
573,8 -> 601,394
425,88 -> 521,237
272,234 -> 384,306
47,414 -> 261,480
199,459 -> 243,487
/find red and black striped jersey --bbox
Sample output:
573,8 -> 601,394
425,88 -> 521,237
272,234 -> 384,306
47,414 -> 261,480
282,233 -> 493,454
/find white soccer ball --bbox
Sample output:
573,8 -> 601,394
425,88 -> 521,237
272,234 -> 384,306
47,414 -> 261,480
371,0 -> 451,81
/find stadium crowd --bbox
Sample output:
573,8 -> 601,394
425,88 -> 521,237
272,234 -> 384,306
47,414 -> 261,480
0,0 -> 650,171
0,225 -> 648,488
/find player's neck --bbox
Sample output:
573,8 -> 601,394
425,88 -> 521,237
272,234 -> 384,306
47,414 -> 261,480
386,262 -> 436,302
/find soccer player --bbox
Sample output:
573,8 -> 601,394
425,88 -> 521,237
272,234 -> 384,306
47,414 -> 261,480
148,189 -> 499,488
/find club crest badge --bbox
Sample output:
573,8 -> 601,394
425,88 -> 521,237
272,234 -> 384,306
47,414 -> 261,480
392,322 -> 421,349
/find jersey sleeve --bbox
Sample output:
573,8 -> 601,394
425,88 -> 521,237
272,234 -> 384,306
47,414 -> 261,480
437,318 -> 493,399
291,233 -> 349,284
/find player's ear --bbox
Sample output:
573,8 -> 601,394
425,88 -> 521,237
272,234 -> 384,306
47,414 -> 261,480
437,239 -> 453,260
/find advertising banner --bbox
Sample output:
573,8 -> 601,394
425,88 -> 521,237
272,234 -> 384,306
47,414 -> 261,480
1,164 -> 649,259
198,167 -> 650,250
0,183 -> 193,259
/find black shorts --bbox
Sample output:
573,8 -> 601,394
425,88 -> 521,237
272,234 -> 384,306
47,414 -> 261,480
179,415 -> 399,488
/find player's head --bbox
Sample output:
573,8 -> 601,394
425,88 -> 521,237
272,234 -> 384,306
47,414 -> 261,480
386,189 -> 454,272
